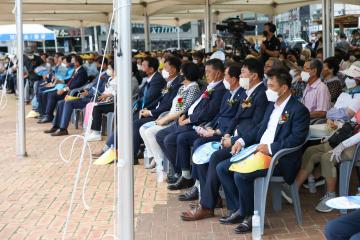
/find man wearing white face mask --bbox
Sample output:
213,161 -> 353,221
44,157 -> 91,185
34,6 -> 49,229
217,68 -> 310,234
178,64 -> 243,206
301,59 -> 331,119
179,59 -> 268,221
133,56 -> 182,164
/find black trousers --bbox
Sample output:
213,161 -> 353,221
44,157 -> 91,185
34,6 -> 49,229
90,103 -> 114,131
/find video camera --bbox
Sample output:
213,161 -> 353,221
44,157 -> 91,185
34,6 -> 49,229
216,17 -> 256,59
216,17 -> 255,38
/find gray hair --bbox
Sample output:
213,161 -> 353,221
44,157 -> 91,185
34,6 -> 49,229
268,57 -> 285,69
310,58 -> 323,78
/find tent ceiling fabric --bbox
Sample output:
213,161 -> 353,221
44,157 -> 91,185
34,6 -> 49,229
0,0 -> 359,27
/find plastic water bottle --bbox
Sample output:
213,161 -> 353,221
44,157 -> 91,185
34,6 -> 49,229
308,175 -> 316,194
155,159 -> 165,183
252,211 -> 261,240
143,149 -> 151,168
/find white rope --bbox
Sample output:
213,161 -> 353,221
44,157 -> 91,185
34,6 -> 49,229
58,7 -> 116,240
60,135 -> 92,240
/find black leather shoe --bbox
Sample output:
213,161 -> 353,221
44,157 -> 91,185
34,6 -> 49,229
219,210 -> 234,222
133,155 -> 139,165
37,117 -> 52,124
178,186 -> 199,201
44,127 -> 58,134
168,176 -> 194,191
219,210 -> 244,225
166,173 -> 179,184
35,114 -> 43,119
51,129 -> 69,136
234,216 -> 252,234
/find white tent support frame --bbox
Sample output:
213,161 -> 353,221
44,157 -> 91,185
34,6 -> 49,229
12,0 -> 358,239
15,0 -> 26,157
204,0 -> 212,52
115,0 -> 134,239
322,0 -> 335,59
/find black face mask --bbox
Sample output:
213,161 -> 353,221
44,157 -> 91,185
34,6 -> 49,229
263,31 -> 269,37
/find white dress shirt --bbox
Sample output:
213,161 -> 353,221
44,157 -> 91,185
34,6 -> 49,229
230,86 -> 241,100
245,81 -> 263,100
187,80 -> 222,115
146,72 -> 156,83
237,95 -> 291,155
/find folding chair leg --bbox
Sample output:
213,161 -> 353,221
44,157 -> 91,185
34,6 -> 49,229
339,161 -> 352,215
254,177 -> 266,235
270,182 -> 282,211
357,166 -> 360,186
290,183 -> 302,225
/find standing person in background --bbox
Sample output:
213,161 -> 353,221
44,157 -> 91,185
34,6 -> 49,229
215,36 -> 225,50
336,33 -> 351,54
277,34 -> 288,54
351,29 -> 360,50
259,22 -> 281,64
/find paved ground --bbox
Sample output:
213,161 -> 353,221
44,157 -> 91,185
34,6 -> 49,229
0,95 -> 357,239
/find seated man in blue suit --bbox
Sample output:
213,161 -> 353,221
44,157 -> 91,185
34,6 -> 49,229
44,57 -> 110,136
217,67 -> 310,234
177,63 -> 244,201
156,58 -> 227,190
133,56 -> 181,163
38,55 -> 88,123
180,58 -> 269,219
36,55 -> 74,119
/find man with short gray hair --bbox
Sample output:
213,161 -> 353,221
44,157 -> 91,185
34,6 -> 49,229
301,59 -> 331,119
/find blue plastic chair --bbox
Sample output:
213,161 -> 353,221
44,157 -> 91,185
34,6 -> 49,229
254,141 -> 307,235
339,143 -> 360,214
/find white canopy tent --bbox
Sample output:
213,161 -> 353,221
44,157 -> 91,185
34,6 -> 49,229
0,24 -> 55,41
0,0 -> 359,27
1,0 -> 360,52
0,24 -> 56,52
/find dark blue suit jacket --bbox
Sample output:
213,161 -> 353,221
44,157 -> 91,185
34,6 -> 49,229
87,72 -> 110,97
66,66 -> 88,90
226,83 -> 268,144
177,81 -> 227,133
241,95 -> 310,184
135,71 -> 166,111
150,75 -> 183,118
209,87 -> 245,134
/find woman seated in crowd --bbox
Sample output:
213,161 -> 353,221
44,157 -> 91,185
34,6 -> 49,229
139,62 -> 200,171
282,80 -> 360,212
322,56 -> 343,103
85,62 -> 116,142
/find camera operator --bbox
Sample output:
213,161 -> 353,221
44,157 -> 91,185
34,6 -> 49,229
260,22 -> 281,64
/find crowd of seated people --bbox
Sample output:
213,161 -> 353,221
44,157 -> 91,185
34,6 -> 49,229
1,25 -> 360,237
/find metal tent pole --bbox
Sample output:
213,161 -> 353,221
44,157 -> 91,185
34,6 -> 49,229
93,26 -> 99,52
54,34 -> 58,52
143,3 -> 151,51
322,0 -> 334,58
15,0 -> 26,157
204,0 -> 211,52
42,40 -> 46,53
116,0 -> 134,238
176,18 -> 180,50
80,21 -> 86,52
